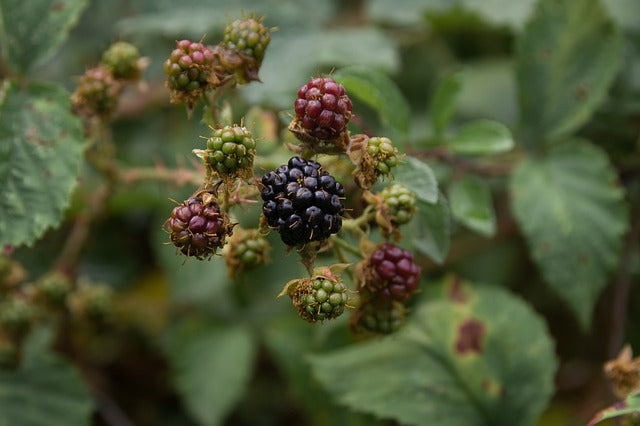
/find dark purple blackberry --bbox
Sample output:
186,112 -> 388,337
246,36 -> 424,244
261,157 -> 345,246
165,190 -> 234,259
358,243 -> 421,302
294,77 -> 353,140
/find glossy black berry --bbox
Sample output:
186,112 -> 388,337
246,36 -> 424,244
261,156 -> 345,246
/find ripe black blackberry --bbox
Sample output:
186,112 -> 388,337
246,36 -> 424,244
261,156 -> 345,246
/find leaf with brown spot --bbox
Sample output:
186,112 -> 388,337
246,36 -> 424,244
310,278 -> 557,426
455,318 -> 485,356
0,82 -> 86,247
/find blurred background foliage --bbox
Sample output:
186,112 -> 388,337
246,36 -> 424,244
1,0 -> 640,425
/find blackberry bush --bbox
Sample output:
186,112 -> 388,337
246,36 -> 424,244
261,156 -> 345,246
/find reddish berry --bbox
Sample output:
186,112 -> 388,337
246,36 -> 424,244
164,39 -> 216,104
166,191 -> 234,259
71,66 -> 122,118
294,77 -> 352,140
359,243 -> 421,302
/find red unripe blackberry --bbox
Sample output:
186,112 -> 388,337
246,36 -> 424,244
261,157 -> 345,246
164,39 -> 216,104
71,66 -> 122,118
166,190 -> 234,259
294,77 -> 352,140
359,243 -> 421,302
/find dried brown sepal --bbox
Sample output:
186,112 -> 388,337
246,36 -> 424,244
287,118 -> 351,156
212,44 -> 262,85
605,344 -> 640,398
363,190 -> 401,241
349,134 -> 379,189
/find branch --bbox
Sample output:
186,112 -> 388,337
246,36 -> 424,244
407,147 -> 514,177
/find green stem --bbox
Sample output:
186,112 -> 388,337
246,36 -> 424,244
330,236 -> 362,258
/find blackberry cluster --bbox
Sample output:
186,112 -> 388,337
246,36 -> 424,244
360,243 -> 421,302
164,39 -> 215,100
294,77 -> 353,141
166,191 -> 233,259
0,296 -> 32,338
223,17 -> 271,64
380,184 -> 416,225
102,41 -> 142,80
71,67 -> 121,118
350,298 -> 406,335
206,125 -> 256,178
292,277 -> 348,323
261,157 -> 345,246
36,272 -> 72,308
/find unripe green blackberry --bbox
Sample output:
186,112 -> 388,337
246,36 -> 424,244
280,265 -> 350,323
225,228 -> 270,277
71,66 -> 122,118
223,16 -> 271,64
0,297 -> 32,338
294,277 -> 348,323
164,39 -> 216,105
367,137 -> 399,175
68,283 -> 113,323
205,125 -> 256,179
36,272 -> 72,308
350,298 -> 406,335
350,135 -> 400,189
379,184 -> 416,225
102,41 -> 143,80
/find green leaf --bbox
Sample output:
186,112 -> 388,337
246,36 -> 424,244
449,175 -> 496,237
333,66 -> 410,139
167,321 -> 256,426
309,279 -> 558,426
589,390 -> 640,424
430,72 -> 463,138
0,0 -> 88,73
516,0 -> 623,143
510,140 -> 628,328
393,157 -> 439,204
0,328 -> 94,426
450,119 -> 514,155
411,195 -> 451,264
0,82 -> 86,248
240,28 -> 398,109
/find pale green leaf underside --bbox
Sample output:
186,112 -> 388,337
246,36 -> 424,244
310,280 -> 557,426
516,0 -> 622,143
0,82 -> 86,247
449,175 -> 496,237
393,157 -> 439,204
0,328 -> 94,426
0,0 -> 88,72
334,65 -> 410,139
510,140 -> 628,328
450,119 -> 514,156
167,323 -> 256,426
